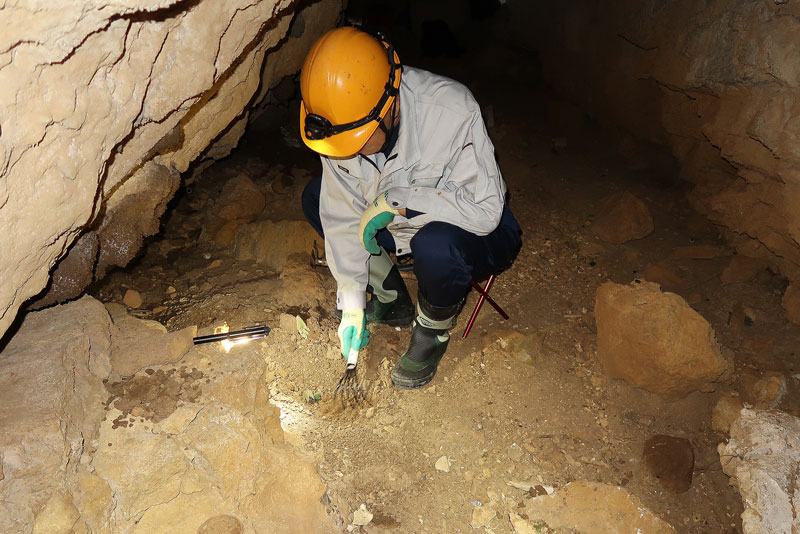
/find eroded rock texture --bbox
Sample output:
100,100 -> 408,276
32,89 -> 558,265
514,1 -> 800,322
719,408 -> 800,534
0,0 -> 342,339
0,296 -> 334,533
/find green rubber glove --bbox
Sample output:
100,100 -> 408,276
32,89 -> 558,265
359,191 -> 400,255
337,308 -> 370,367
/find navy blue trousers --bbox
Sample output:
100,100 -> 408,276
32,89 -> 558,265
302,175 -> 522,307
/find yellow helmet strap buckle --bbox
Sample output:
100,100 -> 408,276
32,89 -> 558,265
303,29 -> 402,141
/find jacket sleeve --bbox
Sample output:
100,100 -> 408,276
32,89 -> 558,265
319,158 -> 369,310
386,111 -> 506,235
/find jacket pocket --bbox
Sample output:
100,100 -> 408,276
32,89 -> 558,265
407,164 -> 444,188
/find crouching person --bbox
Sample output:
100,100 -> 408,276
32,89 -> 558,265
299,27 -> 521,389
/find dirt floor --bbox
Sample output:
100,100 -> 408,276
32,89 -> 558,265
91,41 -> 800,534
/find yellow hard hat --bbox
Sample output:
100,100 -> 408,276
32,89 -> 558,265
299,27 -> 402,158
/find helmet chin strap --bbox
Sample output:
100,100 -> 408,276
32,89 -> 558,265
377,100 -> 399,154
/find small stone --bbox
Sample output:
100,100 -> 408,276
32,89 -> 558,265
712,394 -> 743,433
365,407 -> 375,418
123,289 -> 143,308
508,443 -> 524,462
279,313 -> 295,332
352,504 -> 373,526
741,369 -> 787,409
166,286 -> 176,294
296,315 -> 310,339
435,455 -> 451,473
590,191 -> 653,244
509,512 -> 538,534
208,259 -> 223,269
152,306 -> 167,314
470,505 -> 496,528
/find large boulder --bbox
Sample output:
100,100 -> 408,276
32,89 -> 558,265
595,281 -> 730,399
590,191 -> 654,244
718,408 -> 800,534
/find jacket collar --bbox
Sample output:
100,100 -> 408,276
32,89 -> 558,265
382,75 -> 420,175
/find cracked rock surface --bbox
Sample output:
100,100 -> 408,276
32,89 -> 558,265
0,0 -> 341,339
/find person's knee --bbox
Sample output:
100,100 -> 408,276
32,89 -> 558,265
411,222 -> 468,267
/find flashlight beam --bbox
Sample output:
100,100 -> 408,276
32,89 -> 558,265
193,324 -> 271,345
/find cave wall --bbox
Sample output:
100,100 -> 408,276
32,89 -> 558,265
509,0 -> 800,319
0,0 -> 342,339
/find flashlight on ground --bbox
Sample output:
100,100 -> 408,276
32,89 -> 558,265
193,324 -> 270,351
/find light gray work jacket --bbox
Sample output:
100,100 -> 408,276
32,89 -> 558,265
319,66 -> 508,310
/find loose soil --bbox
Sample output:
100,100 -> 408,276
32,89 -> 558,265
91,42 -> 800,534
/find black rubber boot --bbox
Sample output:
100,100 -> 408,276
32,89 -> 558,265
366,264 -> 415,327
391,296 -> 462,389
335,249 -> 414,328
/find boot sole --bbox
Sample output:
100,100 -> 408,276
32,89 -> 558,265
374,315 -> 414,328
390,368 -> 436,389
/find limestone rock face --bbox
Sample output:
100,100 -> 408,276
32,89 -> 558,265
719,408 -> 800,534
0,0 -> 342,339
595,281 -> 730,399
513,1 -> 800,321
0,297 -> 112,534
0,297 -> 334,534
